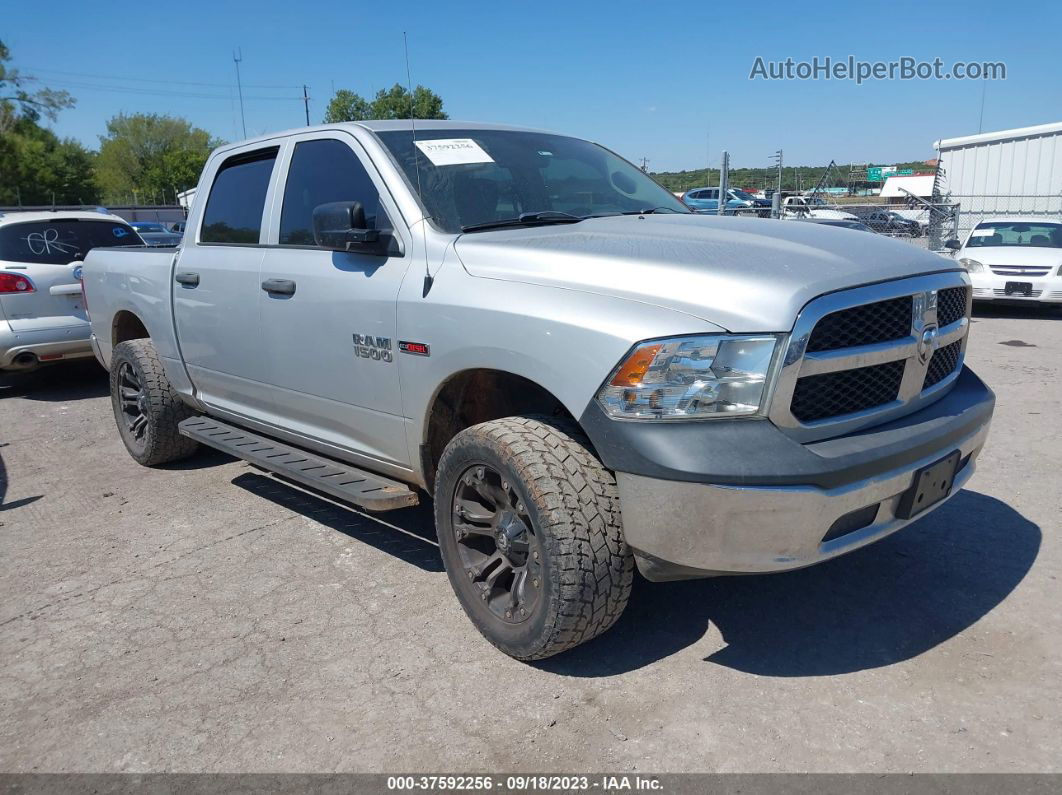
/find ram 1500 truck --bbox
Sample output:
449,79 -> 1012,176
84,121 -> 995,660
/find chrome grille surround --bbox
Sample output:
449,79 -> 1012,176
768,272 -> 972,443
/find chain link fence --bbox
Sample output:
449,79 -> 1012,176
716,193 -> 1061,252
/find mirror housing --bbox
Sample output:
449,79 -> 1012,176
312,201 -> 388,255
943,238 -> 961,251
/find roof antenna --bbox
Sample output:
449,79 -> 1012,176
404,32 -> 433,297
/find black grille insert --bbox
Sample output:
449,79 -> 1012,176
806,296 -> 913,352
923,340 -> 962,390
937,286 -> 969,327
791,360 -> 905,422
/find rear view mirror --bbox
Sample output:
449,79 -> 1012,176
312,201 -> 388,255
943,239 -> 961,251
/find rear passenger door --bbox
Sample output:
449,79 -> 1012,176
258,133 -> 413,471
173,146 -> 280,419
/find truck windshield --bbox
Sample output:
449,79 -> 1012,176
0,219 -> 142,265
375,129 -> 689,233
966,221 -> 1062,248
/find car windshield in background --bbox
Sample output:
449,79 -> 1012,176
966,221 -> 1062,248
375,129 -> 689,233
0,219 -> 141,265
730,189 -> 756,201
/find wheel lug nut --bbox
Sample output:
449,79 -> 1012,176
481,592 -> 488,601
533,578 -> 540,588
519,608 -> 526,616
533,551 -> 539,560
468,570 -> 474,579
476,467 -> 485,478
505,610 -> 512,619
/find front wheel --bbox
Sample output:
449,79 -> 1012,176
434,416 -> 634,660
110,339 -> 198,466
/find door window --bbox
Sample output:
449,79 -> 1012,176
200,148 -> 278,244
279,138 -> 388,246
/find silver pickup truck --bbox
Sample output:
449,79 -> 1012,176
84,121 -> 995,660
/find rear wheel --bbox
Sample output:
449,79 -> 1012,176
110,339 -> 198,466
434,416 -> 634,660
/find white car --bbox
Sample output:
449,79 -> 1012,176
781,195 -> 858,221
948,217 -> 1062,305
0,210 -> 143,371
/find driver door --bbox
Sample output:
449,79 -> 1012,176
257,132 -> 413,472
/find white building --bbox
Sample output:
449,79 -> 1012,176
879,174 -> 935,202
177,188 -> 197,211
934,121 -> 1062,213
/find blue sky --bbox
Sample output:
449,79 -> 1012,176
6,0 -> 1060,171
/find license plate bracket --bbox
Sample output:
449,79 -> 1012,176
1005,281 -> 1033,296
896,450 -> 961,520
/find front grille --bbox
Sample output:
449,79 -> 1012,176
790,360 -> 905,422
806,296 -> 912,352
990,266 -> 1051,276
937,286 -> 969,327
923,340 -> 962,390
993,288 -> 1042,298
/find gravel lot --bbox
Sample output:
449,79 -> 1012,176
1,305 -> 1059,774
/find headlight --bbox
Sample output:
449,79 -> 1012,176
959,258 -> 984,273
596,335 -> 778,420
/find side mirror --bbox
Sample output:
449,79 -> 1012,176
943,239 -> 961,251
312,201 -> 388,255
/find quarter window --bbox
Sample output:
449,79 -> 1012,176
200,148 -> 278,244
280,138 -> 387,246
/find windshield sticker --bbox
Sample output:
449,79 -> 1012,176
22,228 -> 78,257
113,226 -> 131,238
415,138 -> 494,166
970,228 -> 994,236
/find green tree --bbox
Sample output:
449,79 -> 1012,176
0,41 -> 94,205
323,89 -> 371,122
96,113 -> 220,204
0,39 -> 75,131
369,84 -> 447,120
322,84 -> 448,123
0,117 -> 98,205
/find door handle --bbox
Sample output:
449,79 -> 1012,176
261,278 -> 296,296
175,271 -> 200,287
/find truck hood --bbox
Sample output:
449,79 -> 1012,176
454,214 -> 958,332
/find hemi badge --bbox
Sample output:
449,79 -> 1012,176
398,341 -> 431,357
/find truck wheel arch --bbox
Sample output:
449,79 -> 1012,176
112,310 -> 150,346
422,369 -> 578,491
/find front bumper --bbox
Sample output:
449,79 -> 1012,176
581,367 -> 995,580
970,272 -> 1062,303
1,318 -> 93,370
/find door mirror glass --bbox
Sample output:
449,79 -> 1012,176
943,238 -> 961,251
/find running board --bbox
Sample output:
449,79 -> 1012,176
178,417 -> 418,512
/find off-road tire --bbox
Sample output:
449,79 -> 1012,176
110,339 -> 198,466
434,415 -> 634,660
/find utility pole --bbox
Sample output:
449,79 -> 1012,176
771,149 -> 783,218
303,85 -> 311,125
640,157 -> 650,173
233,48 -> 247,139
718,151 -> 730,216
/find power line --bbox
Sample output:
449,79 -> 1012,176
22,65 -> 299,90
19,75 -> 303,102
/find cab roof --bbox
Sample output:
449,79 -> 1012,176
0,209 -> 129,226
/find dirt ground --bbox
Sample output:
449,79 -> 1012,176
1,304 -> 1059,773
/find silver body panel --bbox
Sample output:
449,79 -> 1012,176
83,121 -> 993,575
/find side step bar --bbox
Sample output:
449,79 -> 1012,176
178,417 -> 418,512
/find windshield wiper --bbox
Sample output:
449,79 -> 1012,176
461,211 -> 584,233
